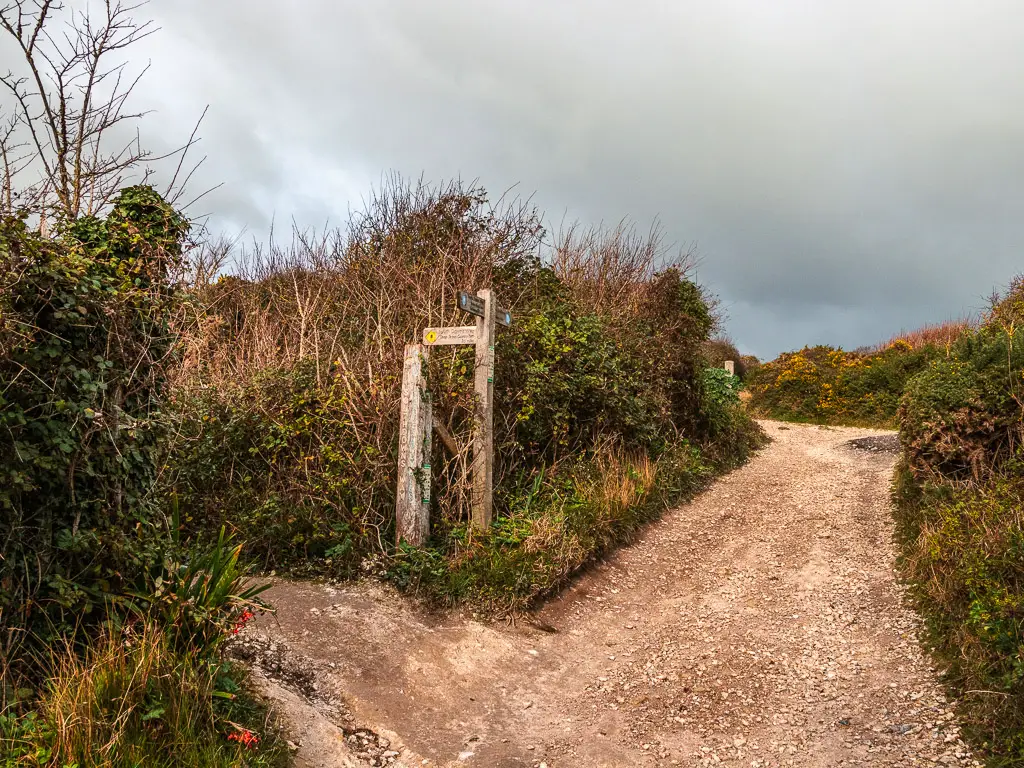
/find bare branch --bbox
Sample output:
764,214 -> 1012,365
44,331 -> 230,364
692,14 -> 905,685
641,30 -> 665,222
0,0 -> 202,220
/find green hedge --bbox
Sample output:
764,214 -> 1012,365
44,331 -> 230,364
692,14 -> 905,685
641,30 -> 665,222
0,188 -> 188,665
894,279 -> 1024,764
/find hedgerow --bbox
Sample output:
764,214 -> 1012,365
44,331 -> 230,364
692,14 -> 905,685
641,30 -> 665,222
166,178 -> 766,610
894,276 -> 1024,764
0,188 -> 287,765
0,187 -> 188,665
747,341 -> 941,427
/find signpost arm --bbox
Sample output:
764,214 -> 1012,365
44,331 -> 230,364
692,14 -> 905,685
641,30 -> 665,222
472,289 -> 496,529
396,344 -> 431,545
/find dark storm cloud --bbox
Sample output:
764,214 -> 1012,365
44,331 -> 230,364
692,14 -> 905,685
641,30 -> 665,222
110,1 -> 1024,356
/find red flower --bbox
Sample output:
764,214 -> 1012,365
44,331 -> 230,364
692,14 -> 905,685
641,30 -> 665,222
231,609 -> 256,635
228,728 -> 260,748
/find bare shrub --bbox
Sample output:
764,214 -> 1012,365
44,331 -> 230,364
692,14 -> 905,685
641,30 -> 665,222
176,178 -> 542,386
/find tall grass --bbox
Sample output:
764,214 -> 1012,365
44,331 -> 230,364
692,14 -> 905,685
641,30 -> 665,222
0,623 -> 288,768
1,520 -> 282,767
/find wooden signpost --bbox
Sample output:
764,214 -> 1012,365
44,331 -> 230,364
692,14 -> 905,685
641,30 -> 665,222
395,289 -> 511,545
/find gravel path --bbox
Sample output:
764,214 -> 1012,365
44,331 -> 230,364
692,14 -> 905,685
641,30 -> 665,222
239,421 -> 980,767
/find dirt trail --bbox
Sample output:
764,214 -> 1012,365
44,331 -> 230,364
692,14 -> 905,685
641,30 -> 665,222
239,422 -> 980,768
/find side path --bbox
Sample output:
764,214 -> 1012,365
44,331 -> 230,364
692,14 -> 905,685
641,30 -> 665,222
237,422 -> 980,768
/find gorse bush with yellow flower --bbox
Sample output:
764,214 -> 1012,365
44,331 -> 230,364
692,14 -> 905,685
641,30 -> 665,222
747,342 -> 940,427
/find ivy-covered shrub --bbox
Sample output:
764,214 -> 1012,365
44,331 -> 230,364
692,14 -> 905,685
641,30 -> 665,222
0,187 -> 188,668
495,267 -> 714,464
894,277 -> 1024,763
699,367 -> 741,433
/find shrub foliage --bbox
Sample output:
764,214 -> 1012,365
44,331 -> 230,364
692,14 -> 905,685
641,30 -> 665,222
0,188 -> 189,665
167,179 -> 765,607
747,341 -> 941,427
894,277 -> 1024,764
0,188 -> 283,764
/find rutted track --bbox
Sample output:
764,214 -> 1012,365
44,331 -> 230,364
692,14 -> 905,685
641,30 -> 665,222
239,421 -> 980,767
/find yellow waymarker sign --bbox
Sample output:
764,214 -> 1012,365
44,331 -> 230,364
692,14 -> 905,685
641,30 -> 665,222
422,326 -> 476,346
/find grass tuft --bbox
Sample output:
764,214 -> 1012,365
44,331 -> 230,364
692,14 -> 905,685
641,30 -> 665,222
0,622 -> 289,768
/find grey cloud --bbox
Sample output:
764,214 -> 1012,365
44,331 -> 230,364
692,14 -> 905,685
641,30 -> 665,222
73,1 -> 1024,357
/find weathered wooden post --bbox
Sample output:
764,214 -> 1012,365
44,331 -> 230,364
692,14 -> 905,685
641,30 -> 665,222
396,344 -> 431,545
472,289 -> 496,529
397,290 -> 512,545
454,290 -> 511,531
724,360 -> 735,376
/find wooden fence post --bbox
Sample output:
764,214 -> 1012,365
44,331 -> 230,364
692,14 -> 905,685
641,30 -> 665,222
471,289 -> 496,529
396,344 -> 431,546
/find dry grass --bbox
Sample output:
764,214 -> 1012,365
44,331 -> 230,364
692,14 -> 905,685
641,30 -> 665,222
175,180 -> 540,387
167,177 -> 724,563
384,435 -> 742,615
593,448 -> 657,515
42,625 -> 176,760
874,318 -> 975,352
2,623 -> 287,767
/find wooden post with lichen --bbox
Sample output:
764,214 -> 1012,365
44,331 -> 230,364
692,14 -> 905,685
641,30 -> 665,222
396,344 -> 431,546
472,289 -> 496,530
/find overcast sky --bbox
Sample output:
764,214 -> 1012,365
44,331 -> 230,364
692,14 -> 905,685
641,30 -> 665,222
36,1 -> 1024,357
